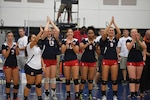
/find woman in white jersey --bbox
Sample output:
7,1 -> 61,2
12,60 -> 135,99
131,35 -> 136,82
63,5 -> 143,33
23,26 -> 45,100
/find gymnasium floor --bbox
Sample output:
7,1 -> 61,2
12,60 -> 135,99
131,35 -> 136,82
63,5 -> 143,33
0,80 -> 150,100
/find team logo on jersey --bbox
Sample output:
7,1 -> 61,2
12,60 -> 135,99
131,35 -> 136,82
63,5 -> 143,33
11,49 -> 15,55
89,45 -> 93,50
31,72 -> 34,76
49,40 -> 54,46
110,42 -> 113,47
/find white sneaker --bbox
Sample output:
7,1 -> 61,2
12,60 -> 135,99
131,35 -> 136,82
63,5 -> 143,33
93,84 -> 99,90
51,90 -> 57,100
101,95 -> 107,100
45,95 -> 50,100
113,95 -> 118,100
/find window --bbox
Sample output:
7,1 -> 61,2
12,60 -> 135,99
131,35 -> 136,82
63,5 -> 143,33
121,0 -> 137,5
4,0 -> 21,2
27,0 -> 44,3
103,0 -> 119,5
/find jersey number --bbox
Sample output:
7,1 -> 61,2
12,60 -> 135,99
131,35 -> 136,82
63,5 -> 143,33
49,40 -> 54,46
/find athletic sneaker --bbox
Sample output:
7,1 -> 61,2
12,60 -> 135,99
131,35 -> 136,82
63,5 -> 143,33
113,95 -> 118,100
93,83 -> 99,90
88,94 -> 93,100
44,95 -> 50,100
51,90 -> 57,100
80,94 -> 83,100
101,95 -> 107,100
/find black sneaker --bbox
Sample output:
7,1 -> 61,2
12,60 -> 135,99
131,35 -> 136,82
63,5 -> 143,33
121,80 -> 128,85
56,77 -> 62,81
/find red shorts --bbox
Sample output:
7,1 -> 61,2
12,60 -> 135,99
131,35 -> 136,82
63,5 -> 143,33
127,62 -> 145,67
3,66 -> 18,70
63,60 -> 79,66
102,59 -> 118,66
43,59 -> 57,67
80,62 -> 96,67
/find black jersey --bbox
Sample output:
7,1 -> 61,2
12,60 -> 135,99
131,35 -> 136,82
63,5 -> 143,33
99,37 -> 118,60
81,38 -> 97,62
126,39 -> 143,62
42,36 -> 60,59
2,42 -> 18,67
62,38 -> 79,61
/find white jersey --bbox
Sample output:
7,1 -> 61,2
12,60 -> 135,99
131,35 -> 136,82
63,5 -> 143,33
95,35 -> 102,43
17,36 -> 28,57
26,43 -> 42,70
117,36 -> 132,57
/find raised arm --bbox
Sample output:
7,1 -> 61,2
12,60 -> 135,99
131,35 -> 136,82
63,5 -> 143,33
30,26 -> 43,48
112,17 -> 121,40
41,16 -> 50,40
102,18 -> 113,41
49,17 -> 60,40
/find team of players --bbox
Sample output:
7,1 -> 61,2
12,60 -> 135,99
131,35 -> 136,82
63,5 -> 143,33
1,16 -> 149,100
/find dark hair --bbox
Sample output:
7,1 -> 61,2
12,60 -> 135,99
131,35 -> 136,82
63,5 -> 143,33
27,33 -> 35,43
67,28 -> 73,32
81,26 -> 86,29
87,26 -> 96,34
18,27 -> 25,31
6,31 -> 13,35
25,33 -> 35,57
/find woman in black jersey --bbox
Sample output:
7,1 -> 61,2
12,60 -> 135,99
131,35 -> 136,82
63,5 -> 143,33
2,32 -> 19,100
99,17 -> 121,100
61,28 -> 80,100
126,29 -> 146,99
140,30 -> 150,98
41,17 -> 60,100
79,26 -> 99,100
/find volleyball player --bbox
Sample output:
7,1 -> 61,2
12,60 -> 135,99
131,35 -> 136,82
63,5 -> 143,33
61,28 -> 80,100
126,29 -> 146,99
79,26 -> 99,100
2,31 -> 20,100
140,30 -> 150,98
41,17 -> 60,100
99,17 -> 121,100
23,26 -> 45,100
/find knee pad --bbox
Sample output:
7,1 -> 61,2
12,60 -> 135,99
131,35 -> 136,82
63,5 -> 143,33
6,82 -> 11,88
66,80 -> 70,85
101,80 -> 107,85
74,79 -> 79,85
36,83 -> 42,88
135,79 -> 140,84
129,78 -> 136,83
44,78 -> 50,84
50,78 -> 56,84
26,84 -> 31,89
81,79 -> 86,84
13,84 -> 19,89
112,80 -> 117,85
88,80 -> 93,84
